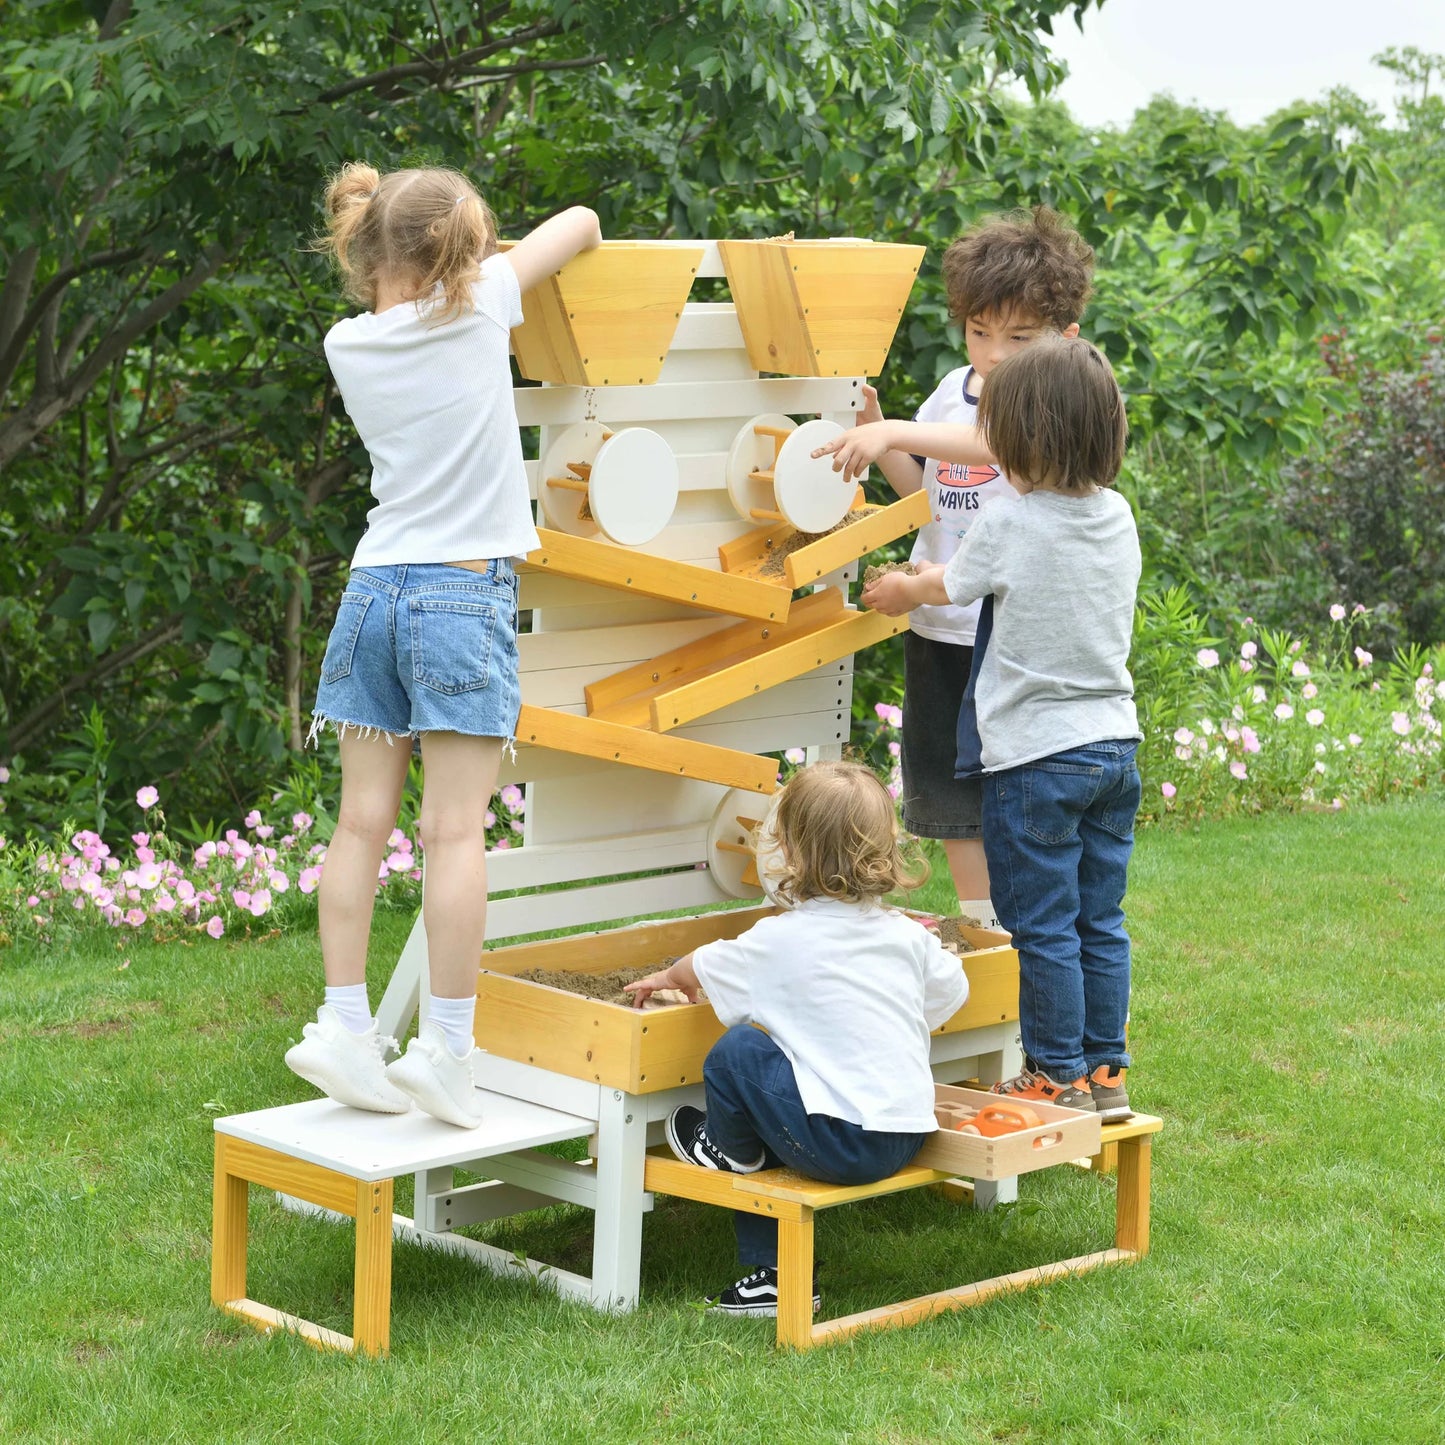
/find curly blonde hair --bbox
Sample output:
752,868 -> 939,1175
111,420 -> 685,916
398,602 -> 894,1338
766,760 -> 928,906
314,161 -> 497,324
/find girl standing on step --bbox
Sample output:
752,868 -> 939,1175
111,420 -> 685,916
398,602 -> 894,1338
624,759 -> 967,1317
284,162 -> 600,1127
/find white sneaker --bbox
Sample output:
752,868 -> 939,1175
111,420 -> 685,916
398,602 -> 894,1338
284,1006 -> 411,1113
385,1021 -> 484,1128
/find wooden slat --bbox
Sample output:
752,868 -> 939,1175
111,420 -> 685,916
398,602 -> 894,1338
776,1215 -> 817,1351
218,1298 -> 356,1355
585,590 -> 844,724
643,1152 -> 805,1220
486,823 -> 707,894
737,1162 -> 952,1208
513,705 -> 778,794
1115,1135 -> 1152,1256
647,608 -> 908,732
211,1136 -> 249,1307
807,1249 -> 1138,1348
485,866 -> 727,945
522,530 -> 789,622
218,1137 -> 358,1215
783,491 -> 930,586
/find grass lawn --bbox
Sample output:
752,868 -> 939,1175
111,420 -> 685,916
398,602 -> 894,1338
2,800 -> 1442,1444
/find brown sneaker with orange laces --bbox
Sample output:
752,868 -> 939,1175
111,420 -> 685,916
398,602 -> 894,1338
1087,1065 -> 1132,1122
990,1064 -> 1096,1112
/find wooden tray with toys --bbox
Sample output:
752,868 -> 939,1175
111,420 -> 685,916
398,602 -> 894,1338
914,1084 -> 1101,1180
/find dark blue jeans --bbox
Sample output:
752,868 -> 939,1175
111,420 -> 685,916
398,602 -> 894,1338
702,1026 -> 928,1269
981,740 -> 1140,1083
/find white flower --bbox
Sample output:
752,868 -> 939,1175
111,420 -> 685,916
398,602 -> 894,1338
1329,604 -> 1346,621
1196,648 -> 1219,668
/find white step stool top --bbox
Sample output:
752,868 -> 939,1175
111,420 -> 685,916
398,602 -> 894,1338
215,1092 -> 594,1182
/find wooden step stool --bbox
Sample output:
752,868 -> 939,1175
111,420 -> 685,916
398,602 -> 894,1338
211,1092 -> 593,1356
643,1113 -> 1162,1350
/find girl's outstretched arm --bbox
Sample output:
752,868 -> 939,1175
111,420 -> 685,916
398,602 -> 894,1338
503,206 -> 603,293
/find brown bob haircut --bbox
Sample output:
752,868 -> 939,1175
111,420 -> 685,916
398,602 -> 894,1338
315,162 -> 497,324
766,759 -> 928,907
976,336 -> 1127,494
941,206 -> 1094,331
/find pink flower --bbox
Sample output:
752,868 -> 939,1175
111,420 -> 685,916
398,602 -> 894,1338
255,825 -> 274,839
1291,660 -> 1310,678
298,866 -> 322,894
232,889 -> 251,909
1347,734 -> 1362,747
1352,603 -> 1367,615
136,785 -> 160,809
887,741 -> 901,758
1230,761 -> 1247,780
1302,683 -> 1318,699
1239,658 -> 1253,673
1196,648 -> 1219,668
1329,604 -> 1346,621
244,809 -> 262,828
1391,712 -> 1411,735
886,780 -> 902,799
1240,641 -> 1258,660
155,892 -> 176,913
385,851 -> 412,873
1274,703 -> 1294,721
1288,640 -> 1301,654
176,879 -> 196,902
132,831 -> 149,846
1306,709 -> 1325,727
484,810 -> 496,828
205,915 -> 225,939
1251,686 -> 1267,704
1160,782 -> 1176,799
1173,727 -> 1195,746
0,766 -> 9,783
26,894 -> 39,907
269,870 -> 289,892
136,862 -> 162,890
93,887 -> 114,908
233,840 -> 253,860
1241,727 -> 1261,754
248,890 -> 271,916
124,908 -> 146,927
291,811 -> 313,832
495,838 -> 512,850
500,783 -> 525,812
1174,745 -> 1193,761
784,748 -> 806,765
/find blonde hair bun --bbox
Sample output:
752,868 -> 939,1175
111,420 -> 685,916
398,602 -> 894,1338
325,161 -> 381,218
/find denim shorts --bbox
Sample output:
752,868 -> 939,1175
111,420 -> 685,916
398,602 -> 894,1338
309,560 -> 521,743
899,630 -> 983,840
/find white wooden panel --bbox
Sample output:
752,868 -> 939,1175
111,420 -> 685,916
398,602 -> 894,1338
522,596 -> 706,633
519,613 -> 732,672
670,303 -> 745,349
513,376 -> 864,428
487,822 -> 708,894
527,770 -> 723,847
486,866 -> 728,943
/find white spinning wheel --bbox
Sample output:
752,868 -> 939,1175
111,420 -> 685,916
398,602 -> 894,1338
539,423 -> 679,547
724,414 -> 857,534
705,788 -> 770,900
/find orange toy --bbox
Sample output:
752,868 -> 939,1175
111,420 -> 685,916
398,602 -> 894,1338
958,1103 -> 1042,1137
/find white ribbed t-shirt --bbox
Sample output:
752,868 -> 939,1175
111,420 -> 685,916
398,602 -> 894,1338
324,254 -> 541,568
692,899 -> 968,1133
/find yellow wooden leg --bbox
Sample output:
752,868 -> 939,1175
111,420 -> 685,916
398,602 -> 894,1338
352,1178 -> 394,1358
211,1136 -> 248,1306
1115,1136 -> 1151,1256
775,1208 -> 816,1351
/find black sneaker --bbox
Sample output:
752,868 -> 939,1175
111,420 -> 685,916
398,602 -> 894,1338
665,1105 -> 764,1173
706,1266 -> 821,1318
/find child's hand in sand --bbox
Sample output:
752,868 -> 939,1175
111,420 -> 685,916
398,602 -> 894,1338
624,952 -> 700,1008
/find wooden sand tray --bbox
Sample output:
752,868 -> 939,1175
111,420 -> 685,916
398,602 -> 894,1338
472,912 -> 1018,1096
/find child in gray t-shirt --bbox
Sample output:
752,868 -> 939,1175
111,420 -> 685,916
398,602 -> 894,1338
862,337 -> 1141,1121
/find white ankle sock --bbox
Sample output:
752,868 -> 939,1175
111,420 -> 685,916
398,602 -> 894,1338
960,898 -> 1002,931
324,983 -> 372,1035
427,994 -> 476,1059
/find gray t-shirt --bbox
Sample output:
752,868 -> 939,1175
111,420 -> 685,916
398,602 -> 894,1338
942,488 -> 1141,773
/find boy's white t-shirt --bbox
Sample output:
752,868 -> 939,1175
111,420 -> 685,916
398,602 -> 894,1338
324,253 -> 541,568
907,365 -> 1019,647
691,898 -> 968,1133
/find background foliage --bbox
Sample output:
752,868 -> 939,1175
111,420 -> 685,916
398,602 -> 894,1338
2,3 -> 1442,839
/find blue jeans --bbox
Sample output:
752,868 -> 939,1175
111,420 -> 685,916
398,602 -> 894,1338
981,740 -> 1140,1083
702,1026 -> 928,1268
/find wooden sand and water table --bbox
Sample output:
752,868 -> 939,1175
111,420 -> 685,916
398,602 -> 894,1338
211,236 -> 1162,1356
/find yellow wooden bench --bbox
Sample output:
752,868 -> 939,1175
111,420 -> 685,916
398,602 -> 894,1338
643,1113 -> 1162,1350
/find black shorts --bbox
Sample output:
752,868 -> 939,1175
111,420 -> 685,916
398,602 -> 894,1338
899,630 -> 983,841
